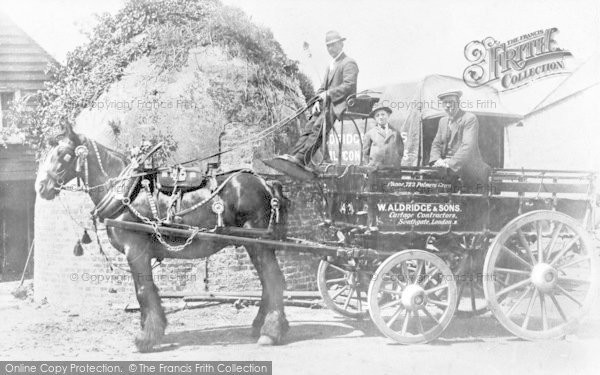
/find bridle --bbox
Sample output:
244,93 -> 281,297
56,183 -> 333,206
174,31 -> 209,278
46,138 -> 111,193
44,137 -> 164,271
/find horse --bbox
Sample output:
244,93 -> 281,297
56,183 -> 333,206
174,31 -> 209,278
35,125 -> 290,352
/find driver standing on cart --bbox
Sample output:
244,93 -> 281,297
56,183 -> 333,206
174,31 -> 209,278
268,30 -> 359,174
429,90 -> 491,192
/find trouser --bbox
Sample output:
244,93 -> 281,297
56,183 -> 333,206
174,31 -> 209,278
291,106 -> 338,166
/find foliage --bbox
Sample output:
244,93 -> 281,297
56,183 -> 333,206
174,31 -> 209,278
7,0 -> 307,156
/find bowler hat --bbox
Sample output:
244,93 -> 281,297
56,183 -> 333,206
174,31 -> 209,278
437,90 -> 463,100
325,30 -> 346,45
369,103 -> 392,118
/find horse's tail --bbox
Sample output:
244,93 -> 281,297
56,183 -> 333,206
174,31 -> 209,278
266,179 -> 289,239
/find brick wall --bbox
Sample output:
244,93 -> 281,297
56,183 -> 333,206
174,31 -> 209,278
34,176 -> 324,307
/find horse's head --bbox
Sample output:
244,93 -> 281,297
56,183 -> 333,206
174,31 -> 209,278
36,126 -> 87,200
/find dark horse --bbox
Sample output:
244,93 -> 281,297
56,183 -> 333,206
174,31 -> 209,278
36,126 -> 289,351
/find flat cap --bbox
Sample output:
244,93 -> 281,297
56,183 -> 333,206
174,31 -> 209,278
437,90 -> 463,100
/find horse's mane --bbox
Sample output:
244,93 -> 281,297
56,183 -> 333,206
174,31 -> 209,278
84,137 -> 129,174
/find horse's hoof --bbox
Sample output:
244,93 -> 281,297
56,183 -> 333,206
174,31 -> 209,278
135,335 -> 156,353
257,335 -> 277,346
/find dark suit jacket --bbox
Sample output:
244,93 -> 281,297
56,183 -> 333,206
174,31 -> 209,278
317,52 -> 359,118
362,125 -> 404,167
430,110 -> 491,187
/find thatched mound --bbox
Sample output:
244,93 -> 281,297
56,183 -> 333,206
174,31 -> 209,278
23,0 -> 313,167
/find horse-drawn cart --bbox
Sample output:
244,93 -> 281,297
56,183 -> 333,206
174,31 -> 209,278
104,164 -> 598,344
36,92 -> 598,349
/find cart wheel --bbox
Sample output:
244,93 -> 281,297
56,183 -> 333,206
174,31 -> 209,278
368,250 -> 457,344
317,259 -> 369,319
483,210 -> 598,340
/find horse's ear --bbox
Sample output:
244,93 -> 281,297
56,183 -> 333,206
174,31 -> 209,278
64,123 -> 84,145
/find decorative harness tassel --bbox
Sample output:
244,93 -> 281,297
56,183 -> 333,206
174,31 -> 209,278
212,196 -> 225,227
141,179 -> 160,220
75,145 -> 89,190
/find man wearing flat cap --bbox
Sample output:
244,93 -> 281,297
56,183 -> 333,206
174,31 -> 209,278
363,104 -> 404,168
279,30 -> 359,170
430,90 -> 491,190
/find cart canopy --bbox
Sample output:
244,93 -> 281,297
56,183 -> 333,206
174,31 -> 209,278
370,75 -> 522,167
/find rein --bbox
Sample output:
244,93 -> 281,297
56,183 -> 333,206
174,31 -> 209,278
176,96 -> 319,166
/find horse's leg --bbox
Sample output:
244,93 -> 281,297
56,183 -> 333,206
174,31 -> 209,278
244,244 -> 268,337
126,240 -> 166,352
245,244 -> 288,345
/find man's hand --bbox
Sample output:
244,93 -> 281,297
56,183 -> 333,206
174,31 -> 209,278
433,159 -> 449,168
318,90 -> 328,102
312,91 -> 328,114
311,101 -> 321,114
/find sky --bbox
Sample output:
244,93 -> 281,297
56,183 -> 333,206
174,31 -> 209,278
2,0 -> 599,113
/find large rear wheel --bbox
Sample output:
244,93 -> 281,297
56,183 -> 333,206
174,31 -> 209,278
483,210 -> 598,340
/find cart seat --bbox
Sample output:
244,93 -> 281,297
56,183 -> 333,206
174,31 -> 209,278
343,94 -> 379,120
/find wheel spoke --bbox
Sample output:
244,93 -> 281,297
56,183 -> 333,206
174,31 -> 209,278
521,289 -> 539,329
390,274 -> 406,287
386,306 -> 405,328
401,310 -> 411,335
330,285 -> 349,300
413,260 -> 424,284
415,311 -> 425,334
518,229 -> 536,264
428,298 -> 449,308
425,283 -> 448,295
328,264 -> 349,274
540,293 -> 548,330
495,267 -> 531,275
501,245 -> 533,269
558,277 -> 590,285
549,235 -> 580,267
356,289 -> 363,312
546,222 -> 564,259
380,288 -> 403,296
457,281 -> 465,305
469,281 -> 477,311
549,293 -> 568,322
343,288 -> 354,310
556,285 -> 583,307
537,221 -> 543,263
505,285 -> 533,317
421,306 -> 440,325
496,278 -> 531,298
325,277 -> 347,285
400,262 -> 410,283
557,256 -> 590,270
380,298 -> 402,310
419,267 -> 440,287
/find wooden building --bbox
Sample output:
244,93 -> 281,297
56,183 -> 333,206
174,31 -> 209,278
0,12 -> 56,281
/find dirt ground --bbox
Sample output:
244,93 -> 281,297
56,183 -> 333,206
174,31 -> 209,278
1,280 -> 599,375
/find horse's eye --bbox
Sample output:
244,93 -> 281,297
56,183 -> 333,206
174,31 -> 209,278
63,154 -> 72,162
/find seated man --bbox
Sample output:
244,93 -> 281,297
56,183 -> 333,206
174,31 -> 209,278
264,31 -> 358,179
429,90 -> 491,191
362,104 -> 404,168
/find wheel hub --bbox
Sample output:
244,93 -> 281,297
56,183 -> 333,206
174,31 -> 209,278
401,284 -> 426,310
531,263 -> 558,293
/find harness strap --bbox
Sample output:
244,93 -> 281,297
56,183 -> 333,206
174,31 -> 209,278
173,171 -> 242,217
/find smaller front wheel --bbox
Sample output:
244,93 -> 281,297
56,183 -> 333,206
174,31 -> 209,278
368,250 -> 457,344
317,259 -> 370,319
